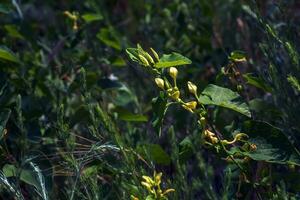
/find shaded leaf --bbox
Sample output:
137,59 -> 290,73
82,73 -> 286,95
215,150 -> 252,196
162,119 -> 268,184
179,137 -> 193,162
97,28 -> 121,50
3,165 -> 40,189
152,92 -> 168,136
144,144 -> 171,165
114,107 -> 148,122
199,84 -> 251,117
240,121 -> 300,165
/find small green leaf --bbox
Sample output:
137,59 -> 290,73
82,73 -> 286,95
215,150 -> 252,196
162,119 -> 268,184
0,4 -> 11,14
126,48 -> 140,63
0,46 -> 19,63
243,73 -> 272,92
240,121 -> 300,166
97,28 -> 121,50
114,107 -> 148,122
82,13 -> 103,23
229,51 -> 246,62
154,52 -> 192,68
199,84 -> 251,117
144,144 -> 171,165
0,109 -> 11,140
3,164 -> 40,189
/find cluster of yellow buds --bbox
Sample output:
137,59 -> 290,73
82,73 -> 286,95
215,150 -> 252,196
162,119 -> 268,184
136,47 -> 160,66
134,172 -> 175,200
204,129 -> 219,144
64,11 -> 79,30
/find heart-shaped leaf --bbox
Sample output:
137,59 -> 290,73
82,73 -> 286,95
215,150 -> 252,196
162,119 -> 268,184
239,121 -> 300,165
154,52 -> 192,68
199,84 -> 251,117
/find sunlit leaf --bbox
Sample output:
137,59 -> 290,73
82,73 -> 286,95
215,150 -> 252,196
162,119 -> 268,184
199,84 -> 251,117
154,52 -> 192,68
0,46 -> 19,63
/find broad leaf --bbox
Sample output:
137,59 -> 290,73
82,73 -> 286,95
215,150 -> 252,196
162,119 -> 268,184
0,46 -> 19,63
0,109 -> 11,140
240,121 -> 300,165
199,84 -> 251,117
154,52 -> 192,68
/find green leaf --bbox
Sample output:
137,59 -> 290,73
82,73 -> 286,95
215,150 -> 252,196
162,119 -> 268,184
3,164 -> 40,189
126,48 -> 140,63
199,84 -> 251,117
0,4 -> 11,14
287,74 -> 300,92
179,137 -> 194,162
144,144 -> 171,165
82,13 -> 103,23
152,92 -> 168,136
243,73 -> 272,92
96,28 -> 121,50
240,121 -> 300,165
154,52 -> 192,68
0,46 -> 19,63
114,107 -> 148,122
0,109 -> 11,140
228,51 -> 246,62
4,25 -> 24,40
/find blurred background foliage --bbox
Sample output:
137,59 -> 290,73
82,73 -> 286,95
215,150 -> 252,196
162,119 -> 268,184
0,0 -> 300,199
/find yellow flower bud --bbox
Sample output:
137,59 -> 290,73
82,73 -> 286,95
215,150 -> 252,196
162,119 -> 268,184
169,89 -> 180,101
144,52 -> 154,64
234,133 -> 248,141
169,67 -> 178,80
155,78 -> 164,90
162,188 -> 175,195
150,47 -> 159,62
182,101 -> 197,113
187,81 -> 197,95
138,54 -> 149,66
